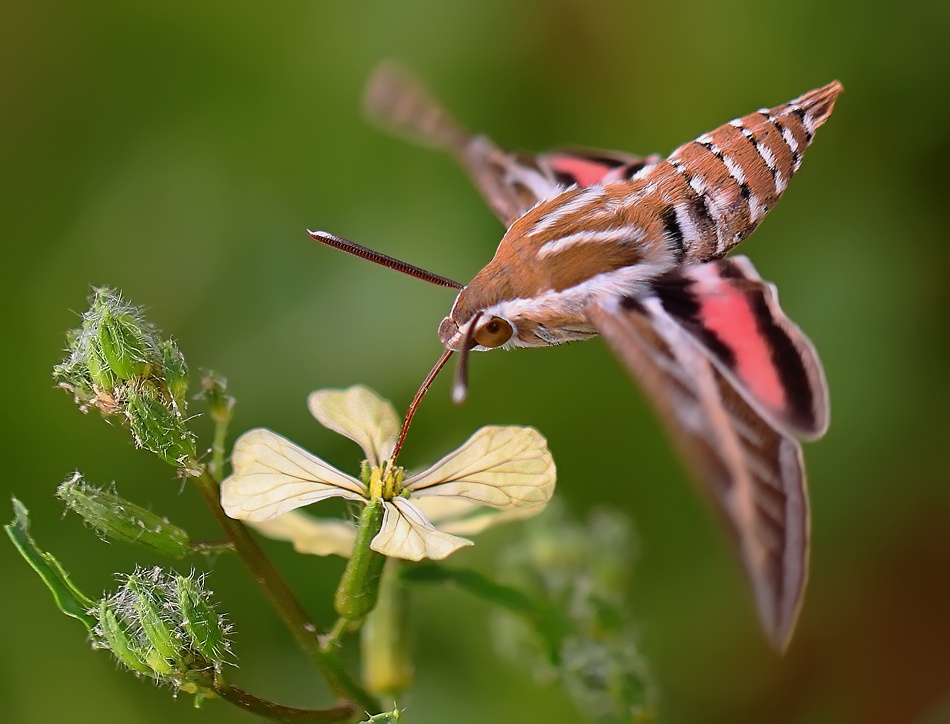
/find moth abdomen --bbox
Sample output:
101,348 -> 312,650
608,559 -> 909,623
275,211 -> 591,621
658,81 -> 843,263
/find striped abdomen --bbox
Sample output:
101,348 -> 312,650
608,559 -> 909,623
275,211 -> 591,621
644,81 -> 843,263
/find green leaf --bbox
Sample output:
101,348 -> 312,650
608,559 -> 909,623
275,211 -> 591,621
5,498 -> 96,630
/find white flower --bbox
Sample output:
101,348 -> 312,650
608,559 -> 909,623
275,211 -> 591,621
220,386 -> 555,561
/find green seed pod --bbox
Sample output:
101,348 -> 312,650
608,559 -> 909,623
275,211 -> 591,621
57,475 -> 192,557
334,499 -> 386,620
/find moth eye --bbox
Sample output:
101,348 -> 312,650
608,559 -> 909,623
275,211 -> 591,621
474,317 -> 513,348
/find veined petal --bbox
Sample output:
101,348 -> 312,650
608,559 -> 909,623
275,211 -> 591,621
413,495 -> 547,537
248,511 -> 357,558
221,428 -> 366,520
370,498 -> 473,561
307,386 -> 400,466
404,426 -> 555,509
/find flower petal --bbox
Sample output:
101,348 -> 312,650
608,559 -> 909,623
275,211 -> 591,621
370,498 -> 473,561
404,426 -> 555,509
413,495 -> 547,537
307,386 -> 400,466
221,428 -> 366,520
248,511 -> 357,558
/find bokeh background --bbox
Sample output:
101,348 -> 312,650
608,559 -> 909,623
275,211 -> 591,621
3,2 -> 948,722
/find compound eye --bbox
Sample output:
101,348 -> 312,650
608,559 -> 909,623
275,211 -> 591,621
473,317 -> 513,348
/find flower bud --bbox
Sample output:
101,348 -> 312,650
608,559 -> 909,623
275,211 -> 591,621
96,297 -> 156,382
125,575 -> 181,668
161,340 -> 189,413
54,288 -> 200,470
199,372 -> 234,424
57,474 -> 192,557
96,599 -> 153,675
176,575 -> 228,663
126,389 -> 198,471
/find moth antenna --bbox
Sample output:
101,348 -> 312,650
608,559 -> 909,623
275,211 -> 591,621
308,230 -> 464,290
452,313 -> 482,405
390,347 -> 455,465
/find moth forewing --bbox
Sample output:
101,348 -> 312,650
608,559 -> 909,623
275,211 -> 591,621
586,295 -> 808,651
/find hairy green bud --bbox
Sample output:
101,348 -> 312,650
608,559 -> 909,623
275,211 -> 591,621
97,599 -> 153,675
162,340 -> 189,413
96,299 -> 155,382
126,389 -> 198,471
54,289 -> 200,474
176,575 -> 228,662
125,575 -> 180,668
57,474 -> 192,557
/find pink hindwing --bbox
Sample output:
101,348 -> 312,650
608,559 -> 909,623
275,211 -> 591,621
587,294 -> 809,650
651,256 -> 829,440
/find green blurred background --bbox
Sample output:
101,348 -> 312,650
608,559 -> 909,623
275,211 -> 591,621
3,1 -> 948,722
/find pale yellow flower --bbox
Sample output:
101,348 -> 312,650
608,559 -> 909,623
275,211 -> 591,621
221,386 -> 555,561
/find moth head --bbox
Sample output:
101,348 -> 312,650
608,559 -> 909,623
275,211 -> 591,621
438,314 -> 513,351
437,312 -> 514,405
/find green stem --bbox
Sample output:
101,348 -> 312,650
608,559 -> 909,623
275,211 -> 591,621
194,469 -> 380,714
334,500 -> 386,621
321,617 -> 351,651
216,680 -> 356,722
208,405 -> 231,484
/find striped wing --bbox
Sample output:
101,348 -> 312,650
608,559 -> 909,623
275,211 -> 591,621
587,293 -> 810,651
364,61 -> 657,227
652,256 -> 829,440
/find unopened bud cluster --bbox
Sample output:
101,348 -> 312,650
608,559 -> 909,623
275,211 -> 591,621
93,567 -> 232,696
53,288 -> 197,472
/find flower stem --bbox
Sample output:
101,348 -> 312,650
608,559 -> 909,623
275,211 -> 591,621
215,680 -> 356,722
193,469 -> 380,714
334,499 -> 386,621
208,401 -> 232,484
